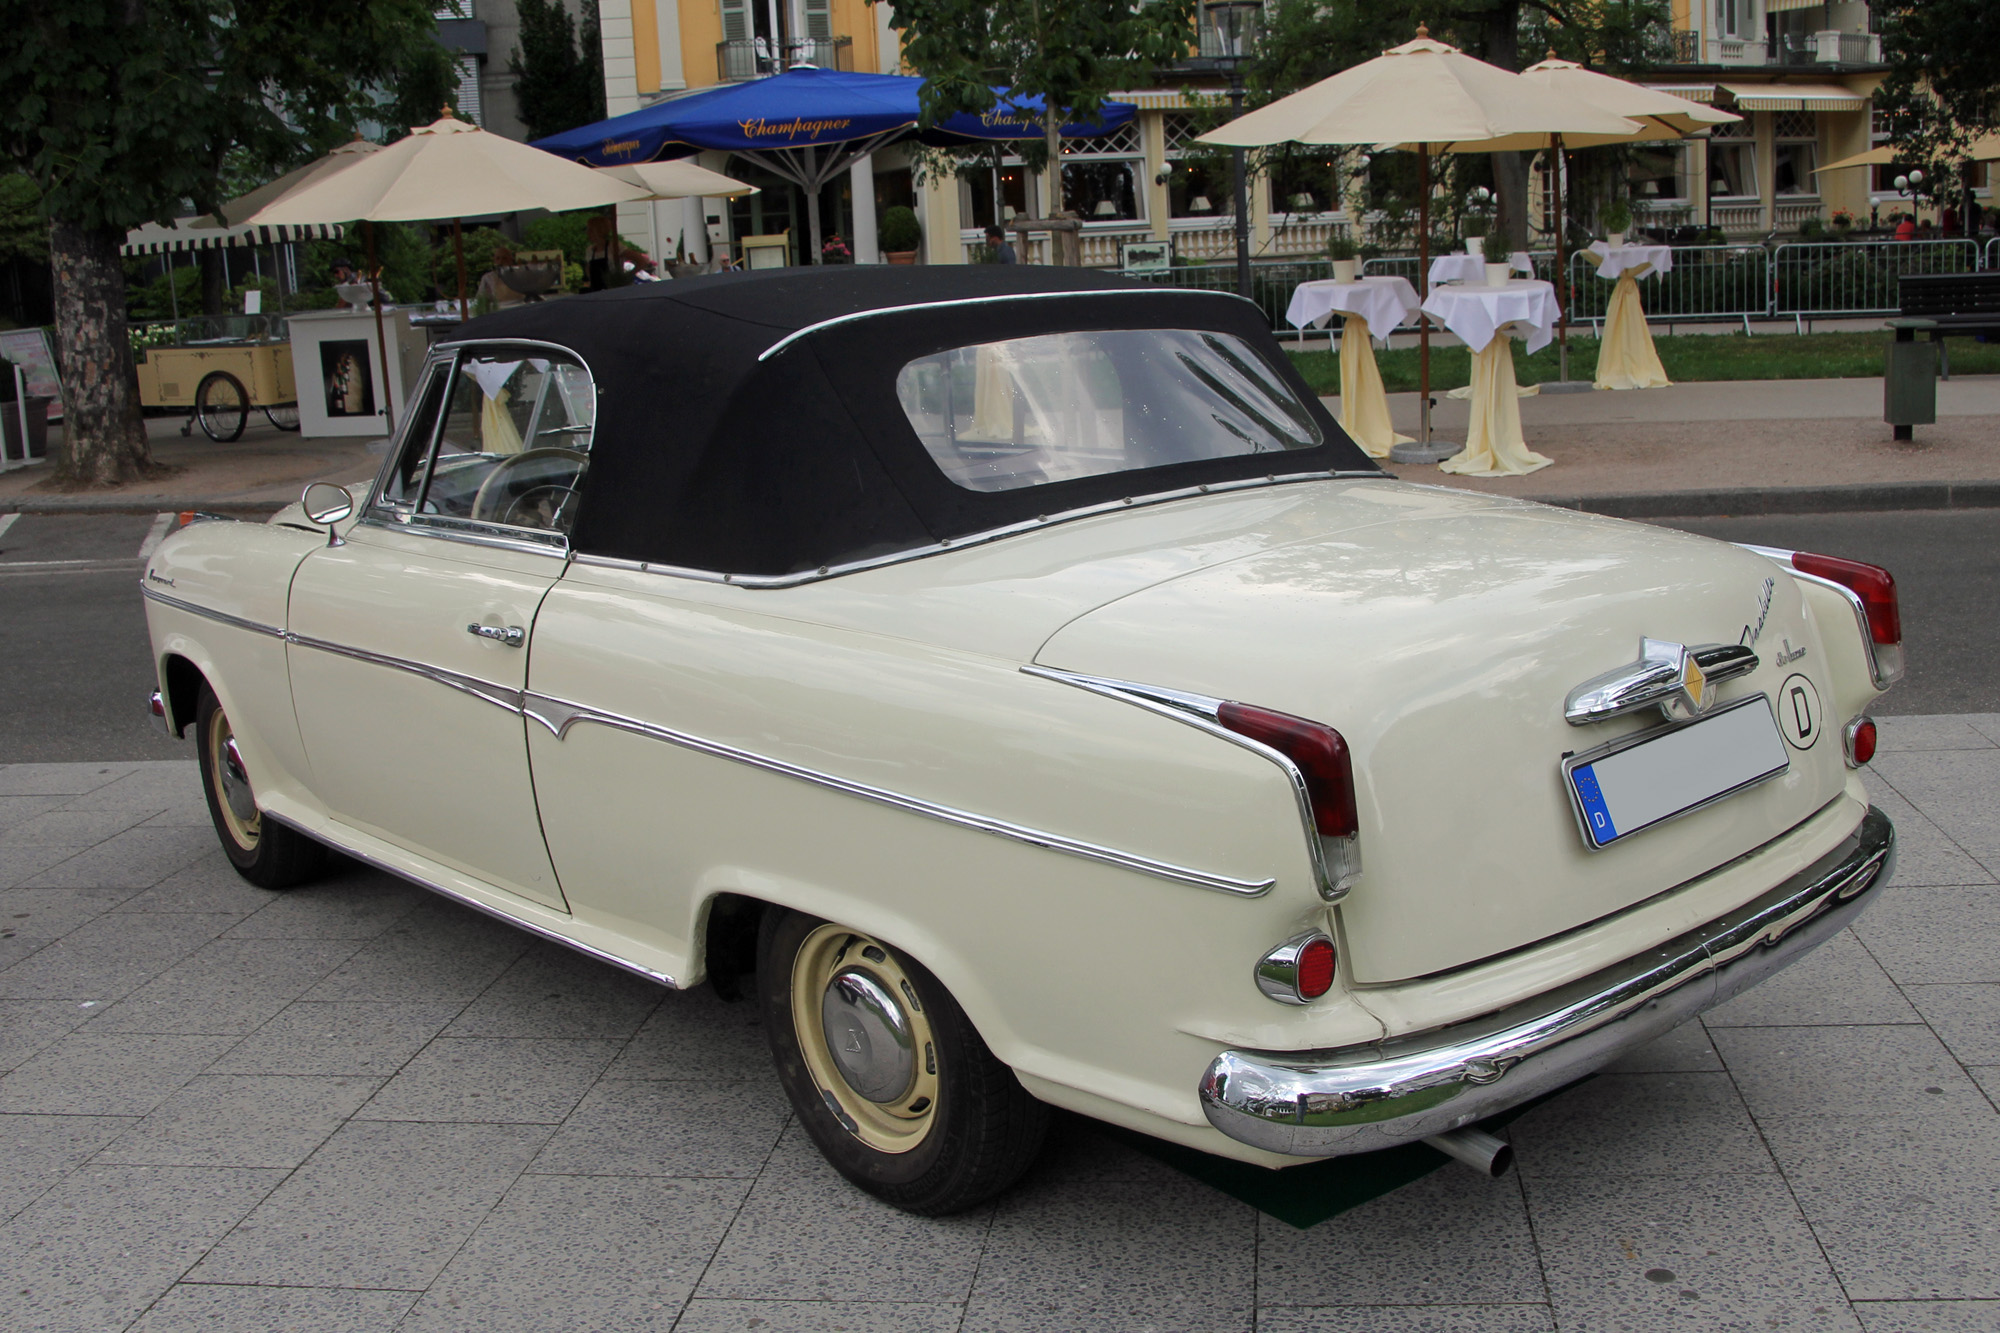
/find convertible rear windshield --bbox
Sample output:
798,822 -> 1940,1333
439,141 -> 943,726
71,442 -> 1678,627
894,329 -> 1324,493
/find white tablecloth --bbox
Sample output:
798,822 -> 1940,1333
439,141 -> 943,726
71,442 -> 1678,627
1585,242 -> 1674,280
1428,251 -> 1534,286
1286,276 -> 1420,335
1420,280 -> 1561,355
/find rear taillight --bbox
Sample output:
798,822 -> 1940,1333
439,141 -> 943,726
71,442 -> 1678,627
1217,702 -> 1361,899
1844,715 -> 1877,767
1791,551 -> 1900,647
1255,930 -> 1338,1004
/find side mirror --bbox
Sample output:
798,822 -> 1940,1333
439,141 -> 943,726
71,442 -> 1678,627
300,481 -> 355,546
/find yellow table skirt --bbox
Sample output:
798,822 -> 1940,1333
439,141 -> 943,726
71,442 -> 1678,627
1439,336 -> 1553,477
1595,272 -> 1671,391
1336,314 -> 1411,458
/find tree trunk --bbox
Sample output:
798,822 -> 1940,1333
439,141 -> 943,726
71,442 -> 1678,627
47,218 -> 153,487
200,249 -> 226,318
1483,0 -> 1531,249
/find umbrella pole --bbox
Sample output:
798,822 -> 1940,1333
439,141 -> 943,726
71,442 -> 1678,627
1555,134 -> 1570,384
365,219 -> 394,430
804,145 -> 823,264
1392,145 -> 1455,465
453,219 -> 468,321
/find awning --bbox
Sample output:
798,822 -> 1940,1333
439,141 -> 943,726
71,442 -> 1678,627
1764,0 -> 1828,10
122,218 -> 342,255
1645,84 -> 1717,104
1720,83 -> 1867,112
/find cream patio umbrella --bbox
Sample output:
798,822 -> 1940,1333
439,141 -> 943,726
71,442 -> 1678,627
1818,136 -> 2000,174
1200,31 -> 1639,458
240,114 -> 651,421
213,138 -> 385,228
594,160 -> 758,198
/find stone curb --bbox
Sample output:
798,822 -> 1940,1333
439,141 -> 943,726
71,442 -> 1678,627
1523,479 -> 2000,519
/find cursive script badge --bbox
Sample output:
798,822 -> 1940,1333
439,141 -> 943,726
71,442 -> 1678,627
1741,576 -> 1775,649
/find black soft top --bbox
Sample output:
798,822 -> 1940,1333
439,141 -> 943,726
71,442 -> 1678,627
451,266 -> 1377,578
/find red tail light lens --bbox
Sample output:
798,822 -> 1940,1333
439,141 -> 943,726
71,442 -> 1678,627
1296,937 -> 1337,999
1845,716 -> 1878,767
1792,551 -> 1900,646
1216,702 -> 1359,837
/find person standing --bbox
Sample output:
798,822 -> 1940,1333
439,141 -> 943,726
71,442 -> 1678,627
984,225 -> 1018,265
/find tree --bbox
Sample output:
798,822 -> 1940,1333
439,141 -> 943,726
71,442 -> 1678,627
1877,0 -> 2000,217
0,0 -> 453,487
510,0 -> 607,141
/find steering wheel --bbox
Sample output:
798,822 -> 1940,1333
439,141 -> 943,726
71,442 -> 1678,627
469,447 -> 589,527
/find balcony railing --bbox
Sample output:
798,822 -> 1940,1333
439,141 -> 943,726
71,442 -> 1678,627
1664,29 -> 1881,66
717,34 -> 852,82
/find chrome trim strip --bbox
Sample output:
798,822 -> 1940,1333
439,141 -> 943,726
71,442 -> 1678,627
1738,543 -> 1904,690
520,689 -> 1272,897
1199,806 -> 1894,1157
568,471 -> 1383,589
285,633 -> 525,716
354,514 -> 573,560
1558,693 -> 1789,852
1021,666 -> 1343,902
755,288 -> 1254,362
139,583 -> 285,639
1563,640 -> 1761,726
261,810 -> 678,988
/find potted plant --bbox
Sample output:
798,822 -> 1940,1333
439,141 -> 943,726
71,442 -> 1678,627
879,206 -> 922,264
1830,208 -> 1854,236
821,233 -> 852,264
0,354 -> 51,460
1603,197 -> 1632,248
1482,229 -> 1514,286
1326,232 -> 1360,284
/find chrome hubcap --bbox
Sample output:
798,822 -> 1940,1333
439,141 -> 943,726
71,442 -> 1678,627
820,967 -> 916,1104
218,736 -> 257,824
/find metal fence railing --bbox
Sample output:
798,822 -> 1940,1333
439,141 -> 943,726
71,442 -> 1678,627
1565,245 -> 1771,331
1771,239 -> 1979,318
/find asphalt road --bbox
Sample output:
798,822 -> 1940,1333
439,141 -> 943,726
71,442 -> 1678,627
2,507 -> 1994,764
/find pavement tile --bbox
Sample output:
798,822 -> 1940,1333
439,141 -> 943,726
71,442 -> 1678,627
0,886 -> 142,939
673,1301 -> 966,1333
355,1036 -> 621,1124
1973,1067 -> 2000,1110
0,1113 -> 135,1224
221,868 -> 425,940
114,856 -> 281,914
1254,1166 -> 1544,1307
20,825 -> 219,890
210,999 -> 466,1077
1025,1114 -> 1194,1186
1510,1072 -> 1773,1180
0,1163 -> 282,1333
96,1074 -> 381,1168
127,1284 -> 419,1333
1527,1170 -> 1860,1331
1712,1024 -> 1989,1122
1860,785 -> 1995,887
1967,715 -> 2000,747
0,761 -> 139,797
0,910 -> 242,1001
1854,886 -> 2000,983
442,939 -> 663,1039
1761,1111 -> 2000,1300
0,842 -> 91,891
0,1031 -> 238,1115
961,1174 -> 1256,1333
1874,717 -> 2000,753
0,807 -> 151,847
55,763 -> 199,814
299,899 -> 532,1003
1705,929 -> 1920,1027
528,1078 -> 790,1178
401,1174 -> 744,1333
0,793 -> 68,834
1903,985 -> 2000,1066
696,1126 -> 987,1303
88,937 -> 364,1035
185,1119 -> 552,1290
603,984 -> 771,1082
0,998 -> 101,1074
139,799 -> 219,829
1854,1300 -> 2000,1332
1257,1308 -> 1554,1333
1603,1021 -> 1726,1074
1871,750 -> 2000,865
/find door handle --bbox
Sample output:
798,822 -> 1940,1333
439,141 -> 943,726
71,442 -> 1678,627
467,622 -> 526,648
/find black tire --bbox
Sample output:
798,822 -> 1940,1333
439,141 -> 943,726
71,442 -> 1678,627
195,372 -> 248,442
263,402 -> 301,432
758,908 -> 1049,1215
194,683 -> 327,889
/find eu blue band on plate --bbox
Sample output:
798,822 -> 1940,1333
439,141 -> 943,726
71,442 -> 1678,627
1571,763 -> 1618,844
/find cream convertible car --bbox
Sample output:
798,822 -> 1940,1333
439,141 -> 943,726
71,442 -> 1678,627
145,268 -> 1899,1214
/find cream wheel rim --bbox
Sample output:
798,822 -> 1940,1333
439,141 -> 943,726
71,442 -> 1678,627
206,707 -> 260,850
791,924 -> 940,1154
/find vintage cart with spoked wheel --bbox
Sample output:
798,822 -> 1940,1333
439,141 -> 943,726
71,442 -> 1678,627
135,321 -> 301,442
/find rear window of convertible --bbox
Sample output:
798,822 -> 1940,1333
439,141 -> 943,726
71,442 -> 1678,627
893,329 -> 1324,493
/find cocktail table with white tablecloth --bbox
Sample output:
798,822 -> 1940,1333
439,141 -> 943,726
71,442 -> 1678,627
1585,242 -> 1673,391
1285,276 -> 1420,457
1419,279 -> 1559,476
1427,252 -> 1534,287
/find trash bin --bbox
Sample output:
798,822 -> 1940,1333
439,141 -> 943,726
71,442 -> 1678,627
1885,318 -> 1938,442
0,394 -> 50,459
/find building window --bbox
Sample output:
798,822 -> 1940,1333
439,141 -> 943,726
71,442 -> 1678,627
1774,110 -> 1818,196
1629,143 -> 1688,204
1269,150 -> 1341,215
1061,122 -> 1145,223
1162,112 -> 1227,220
960,156 -> 1037,230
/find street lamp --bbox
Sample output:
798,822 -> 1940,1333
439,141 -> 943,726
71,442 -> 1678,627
1893,168 -> 1925,197
1205,1 -> 1261,302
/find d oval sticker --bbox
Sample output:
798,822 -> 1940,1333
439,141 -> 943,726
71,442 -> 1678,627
1778,675 -> 1821,750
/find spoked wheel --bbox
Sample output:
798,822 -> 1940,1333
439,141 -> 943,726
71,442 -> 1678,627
263,402 -> 301,432
759,909 -> 1049,1215
194,372 -> 249,442
194,683 -> 326,889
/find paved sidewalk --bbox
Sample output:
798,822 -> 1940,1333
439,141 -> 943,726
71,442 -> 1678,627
2,718 -> 1997,1332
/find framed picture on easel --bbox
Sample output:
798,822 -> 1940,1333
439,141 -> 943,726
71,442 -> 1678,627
0,327 -> 66,421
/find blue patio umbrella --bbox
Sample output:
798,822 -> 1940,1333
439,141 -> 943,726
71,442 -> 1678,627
533,67 -> 1137,263
923,93 -> 1136,145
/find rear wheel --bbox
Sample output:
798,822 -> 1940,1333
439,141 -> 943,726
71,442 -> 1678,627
263,402 -> 301,431
194,372 -> 248,442
758,908 -> 1049,1215
194,684 -> 326,889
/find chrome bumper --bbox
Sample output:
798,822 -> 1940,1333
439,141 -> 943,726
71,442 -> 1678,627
148,690 -> 171,736
1200,805 -> 1895,1157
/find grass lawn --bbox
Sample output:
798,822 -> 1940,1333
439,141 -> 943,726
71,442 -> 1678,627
1285,330 -> 2000,396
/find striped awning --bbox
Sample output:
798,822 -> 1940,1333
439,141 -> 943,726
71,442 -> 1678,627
1645,83 -> 1717,104
1106,89 -> 1200,111
1764,0 -> 1829,10
1720,83 -> 1867,112
121,218 -> 343,256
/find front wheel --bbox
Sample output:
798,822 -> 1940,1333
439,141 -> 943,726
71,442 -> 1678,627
194,684 -> 326,889
758,909 -> 1049,1215
194,372 -> 248,442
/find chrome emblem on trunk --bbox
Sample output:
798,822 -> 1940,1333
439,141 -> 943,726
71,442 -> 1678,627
1564,638 -> 1762,726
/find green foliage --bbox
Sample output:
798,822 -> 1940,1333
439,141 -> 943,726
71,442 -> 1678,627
301,223 -> 439,305
1878,0 -> 2000,202
879,205 -> 922,252
0,175 -> 45,262
522,212 -> 595,268
510,0 -> 607,140
1325,232 -> 1359,262
1481,229 -> 1512,262
1601,197 -> 1632,234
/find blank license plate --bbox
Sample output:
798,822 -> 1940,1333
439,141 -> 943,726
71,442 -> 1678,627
1564,695 -> 1790,850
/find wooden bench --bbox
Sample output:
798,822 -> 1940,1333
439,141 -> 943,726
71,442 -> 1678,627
1897,273 -> 2000,379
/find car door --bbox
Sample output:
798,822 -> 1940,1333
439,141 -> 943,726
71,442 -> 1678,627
288,342 -> 598,912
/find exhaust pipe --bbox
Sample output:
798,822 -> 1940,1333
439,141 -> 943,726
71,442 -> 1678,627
1423,1127 -> 1514,1178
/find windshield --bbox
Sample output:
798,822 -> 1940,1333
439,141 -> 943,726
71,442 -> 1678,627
893,329 -> 1323,493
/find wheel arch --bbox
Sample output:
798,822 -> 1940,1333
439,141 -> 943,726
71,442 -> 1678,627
159,652 -> 206,739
